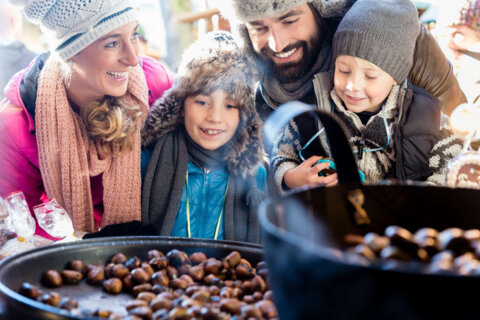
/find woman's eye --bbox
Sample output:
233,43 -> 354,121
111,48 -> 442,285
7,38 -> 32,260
105,41 -> 119,48
131,32 -> 140,40
226,104 -> 237,109
365,75 -> 378,80
339,69 -> 350,75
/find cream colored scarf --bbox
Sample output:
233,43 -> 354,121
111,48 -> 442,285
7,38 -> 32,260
36,57 -> 148,232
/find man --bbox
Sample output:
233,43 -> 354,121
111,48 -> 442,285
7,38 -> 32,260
0,0 -> 37,100
223,0 -> 465,120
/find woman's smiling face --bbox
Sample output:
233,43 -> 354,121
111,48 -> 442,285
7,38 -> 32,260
68,22 -> 140,106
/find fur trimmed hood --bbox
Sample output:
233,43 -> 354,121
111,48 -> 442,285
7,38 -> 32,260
142,31 -> 263,178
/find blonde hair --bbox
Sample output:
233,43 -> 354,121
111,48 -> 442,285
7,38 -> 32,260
80,95 -> 144,156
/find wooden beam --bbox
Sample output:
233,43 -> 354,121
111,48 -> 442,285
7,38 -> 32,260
175,8 -> 220,23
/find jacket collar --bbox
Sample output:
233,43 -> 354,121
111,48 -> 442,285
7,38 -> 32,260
3,52 -> 50,133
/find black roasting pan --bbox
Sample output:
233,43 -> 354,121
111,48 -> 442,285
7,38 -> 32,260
0,236 -> 263,319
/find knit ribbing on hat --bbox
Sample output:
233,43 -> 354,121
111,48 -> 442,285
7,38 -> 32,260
332,0 -> 420,83
56,7 -> 137,60
21,0 -> 138,60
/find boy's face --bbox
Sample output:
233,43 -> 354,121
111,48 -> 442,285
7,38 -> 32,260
334,55 -> 397,113
183,89 -> 240,151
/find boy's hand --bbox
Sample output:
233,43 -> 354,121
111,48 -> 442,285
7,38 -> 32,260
284,156 -> 338,189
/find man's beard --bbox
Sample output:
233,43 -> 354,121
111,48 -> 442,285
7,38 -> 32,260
257,31 -> 322,83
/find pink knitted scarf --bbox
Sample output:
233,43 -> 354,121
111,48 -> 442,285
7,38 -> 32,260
36,57 -> 148,232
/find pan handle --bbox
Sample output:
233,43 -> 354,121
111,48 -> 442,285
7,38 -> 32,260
263,101 -> 361,196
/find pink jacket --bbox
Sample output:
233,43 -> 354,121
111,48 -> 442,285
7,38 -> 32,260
0,55 -> 173,237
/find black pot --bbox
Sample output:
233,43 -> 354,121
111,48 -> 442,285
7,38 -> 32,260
0,236 -> 263,319
260,102 -> 480,320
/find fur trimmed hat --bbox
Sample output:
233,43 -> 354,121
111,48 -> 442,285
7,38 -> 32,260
11,0 -> 139,60
142,31 -> 263,177
333,0 -> 420,83
220,0 -> 351,23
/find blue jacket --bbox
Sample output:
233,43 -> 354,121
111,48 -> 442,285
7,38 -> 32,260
141,151 -> 266,240
171,162 -> 229,239
172,162 -> 266,239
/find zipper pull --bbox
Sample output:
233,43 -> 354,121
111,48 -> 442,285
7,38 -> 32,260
204,168 -> 211,175
357,139 -> 365,160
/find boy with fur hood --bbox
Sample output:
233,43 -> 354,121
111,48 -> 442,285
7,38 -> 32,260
141,31 -> 265,243
272,0 -> 463,191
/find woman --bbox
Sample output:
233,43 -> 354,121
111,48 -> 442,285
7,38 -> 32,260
0,0 -> 173,235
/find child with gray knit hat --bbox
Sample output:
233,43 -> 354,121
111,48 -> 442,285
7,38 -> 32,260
0,0 -> 173,235
141,31 -> 265,243
272,0 -> 463,190
220,0 -> 465,119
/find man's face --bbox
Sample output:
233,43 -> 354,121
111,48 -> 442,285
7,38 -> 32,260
245,3 -> 322,83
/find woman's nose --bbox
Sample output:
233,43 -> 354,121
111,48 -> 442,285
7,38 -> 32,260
121,42 -> 138,67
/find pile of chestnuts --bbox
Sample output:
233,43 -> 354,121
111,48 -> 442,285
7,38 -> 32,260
18,249 -> 277,320
345,226 -> 480,275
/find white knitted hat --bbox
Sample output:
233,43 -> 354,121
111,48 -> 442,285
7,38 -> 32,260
13,0 -> 139,60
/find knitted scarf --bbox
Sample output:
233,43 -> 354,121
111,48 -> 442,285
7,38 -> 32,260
36,56 -> 148,232
142,128 -> 259,243
330,85 -> 400,183
260,43 -> 332,107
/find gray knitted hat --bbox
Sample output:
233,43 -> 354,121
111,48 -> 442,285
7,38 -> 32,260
221,0 -> 351,23
332,0 -> 420,83
12,0 -> 139,60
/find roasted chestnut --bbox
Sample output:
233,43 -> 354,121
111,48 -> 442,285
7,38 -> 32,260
61,270 -> 83,284
189,252 -> 207,266
42,270 -> 62,287
103,278 -> 123,294
19,282 -> 39,300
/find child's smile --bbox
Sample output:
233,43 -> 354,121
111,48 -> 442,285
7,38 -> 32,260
200,128 -> 226,136
184,90 -> 240,151
334,55 -> 397,113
